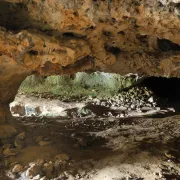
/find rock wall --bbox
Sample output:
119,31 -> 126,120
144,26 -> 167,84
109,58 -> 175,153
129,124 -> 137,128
0,0 -> 180,77
0,0 -> 180,135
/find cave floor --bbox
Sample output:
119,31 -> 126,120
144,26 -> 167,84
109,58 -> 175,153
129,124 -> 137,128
2,111 -> 180,180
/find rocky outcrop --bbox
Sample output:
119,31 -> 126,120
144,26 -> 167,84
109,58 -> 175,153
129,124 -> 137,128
0,0 -> 180,136
1,0 -> 180,77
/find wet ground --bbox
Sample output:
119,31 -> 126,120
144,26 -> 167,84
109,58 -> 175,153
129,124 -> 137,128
1,111 -> 180,180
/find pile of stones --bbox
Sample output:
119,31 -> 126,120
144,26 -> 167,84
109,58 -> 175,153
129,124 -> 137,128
8,154 -> 70,180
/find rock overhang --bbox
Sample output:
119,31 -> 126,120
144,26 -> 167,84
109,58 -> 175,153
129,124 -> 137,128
0,0 -> 180,108
0,0 -> 180,77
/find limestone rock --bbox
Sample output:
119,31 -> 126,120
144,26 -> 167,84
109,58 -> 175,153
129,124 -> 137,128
3,148 -> 18,157
32,174 -> 41,180
42,161 -> 54,179
55,154 -> 70,161
16,132 -> 26,140
54,159 -> 67,172
25,159 -> 44,178
12,164 -> 23,174
14,132 -> 26,149
11,104 -> 25,116
0,0 -> 180,84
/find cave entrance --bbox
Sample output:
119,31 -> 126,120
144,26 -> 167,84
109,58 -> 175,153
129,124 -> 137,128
10,73 -> 179,118
10,72 -> 142,118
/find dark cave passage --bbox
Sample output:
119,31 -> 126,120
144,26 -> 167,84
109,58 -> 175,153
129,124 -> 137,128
158,38 -> 180,52
142,77 -> 180,101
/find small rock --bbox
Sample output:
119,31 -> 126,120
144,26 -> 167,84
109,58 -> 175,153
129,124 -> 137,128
12,164 -> 23,174
26,160 -> 44,178
14,138 -> 25,149
11,104 -> 25,116
16,132 -> 26,140
164,151 -> 175,159
55,154 -> 70,161
3,148 -> 17,157
54,159 -> 67,172
148,97 -> 154,103
14,133 -> 25,149
32,174 -> 41,180
42,161 -> 54,178
40,177 -> 48,180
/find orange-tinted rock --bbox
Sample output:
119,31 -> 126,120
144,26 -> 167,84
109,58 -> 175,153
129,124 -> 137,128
0,0 -> 180,128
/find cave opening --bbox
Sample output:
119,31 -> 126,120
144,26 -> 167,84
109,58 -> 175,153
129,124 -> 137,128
10,73 -> 180,118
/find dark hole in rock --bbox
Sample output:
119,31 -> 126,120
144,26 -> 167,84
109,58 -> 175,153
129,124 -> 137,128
104,44 -> 121,55
118,31 -> 125,35
63,32 -> 86,38
29,50 -> 38,55
137,35 -> 148,43
158,38 -> 180,52
142,77 -> 180,101
0,2 -> 28,31
103,30 -> 113,36
63,32 -> 76,38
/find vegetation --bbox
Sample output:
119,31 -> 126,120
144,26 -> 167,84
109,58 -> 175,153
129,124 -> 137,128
19,72 -> 142,99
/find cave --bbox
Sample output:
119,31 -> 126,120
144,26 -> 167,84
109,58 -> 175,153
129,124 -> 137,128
142,77 -> 180,101
1,0 -> 180,179
142,77 -> 180,112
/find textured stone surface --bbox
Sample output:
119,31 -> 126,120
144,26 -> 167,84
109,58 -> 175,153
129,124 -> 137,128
0,0 -> 180,127
0,0 -> 180,77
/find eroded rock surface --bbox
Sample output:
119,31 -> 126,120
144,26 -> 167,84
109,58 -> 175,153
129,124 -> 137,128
1,0 -> 180,77
0,0 -> 180,135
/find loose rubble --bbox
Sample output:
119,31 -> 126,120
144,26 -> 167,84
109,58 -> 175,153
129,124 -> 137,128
11,86 -> 175,119
9,154 -> 71,180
